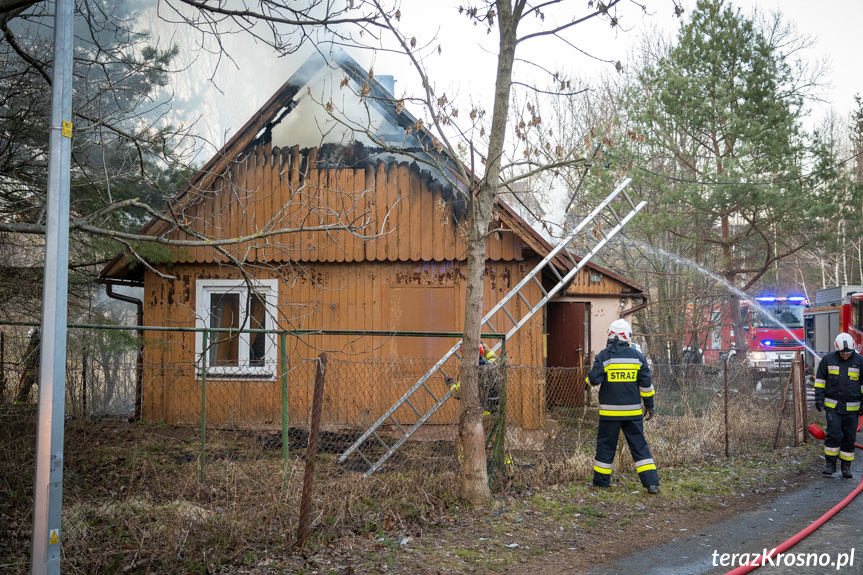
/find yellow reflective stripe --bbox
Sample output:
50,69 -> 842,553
605,363 -> 641,371
640,389 -> 655,397
825,446 -> 840,455
839,452 -> 855,461
847,404 -> 860,411
813,382 -> 826,388
599,409 -> 643,417
636,463 -> 657,473
603,358 -> 641,367
593,465 -> 612,475
824,400 -> 838,408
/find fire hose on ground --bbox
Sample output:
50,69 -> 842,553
723,420 -> 863,575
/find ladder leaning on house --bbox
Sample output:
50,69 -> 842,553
339,178 -> 646,478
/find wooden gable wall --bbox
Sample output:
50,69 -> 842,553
158,142 -> 524,266
562,268 -> 637,296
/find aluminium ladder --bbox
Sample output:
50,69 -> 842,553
339,178 -> 646,477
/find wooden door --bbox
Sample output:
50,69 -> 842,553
546,302 -> 589,407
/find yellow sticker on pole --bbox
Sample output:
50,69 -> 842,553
49,529 -> 59,545
61,121 -> 73,138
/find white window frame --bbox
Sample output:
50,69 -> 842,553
195,279 -> 278,379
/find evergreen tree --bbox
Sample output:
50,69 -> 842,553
625,0 -> 835,358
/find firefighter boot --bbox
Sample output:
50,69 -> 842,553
841,460 -> 853,479
822,457 -> 837,476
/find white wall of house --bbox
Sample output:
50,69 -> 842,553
553,295 -> 646,358
589,296 -> 646,356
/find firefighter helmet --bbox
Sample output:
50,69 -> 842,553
461,342 -> 490,359
835,333 -> 855,353
607,319 -> 632,343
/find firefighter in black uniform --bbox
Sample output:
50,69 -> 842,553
447,344 -> 500,415
586,319 -> 659,494
814,332 -> 863,478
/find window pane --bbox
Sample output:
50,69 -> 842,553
249,293 -> 267,367
209,293 -> 239,367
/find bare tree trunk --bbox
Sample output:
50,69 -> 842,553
818,258 -> 827,289
719,214 -> 747,360
842,219 -> 848,285
727,289 -> 747,361
858,240 -> 863,284
457,0 -> 519,506
796,256 -> 808,302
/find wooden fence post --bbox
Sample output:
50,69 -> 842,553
297,352 -> 327,549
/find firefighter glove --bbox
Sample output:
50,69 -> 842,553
643,408 -> 654,422
815,399 -> 823,412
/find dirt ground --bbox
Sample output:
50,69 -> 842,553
217,444 -> 821,575
0,406 -> 823,575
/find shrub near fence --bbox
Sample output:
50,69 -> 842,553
0,325 -> 806,573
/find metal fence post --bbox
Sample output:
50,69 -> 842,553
723,356 -> 729,458
81,355 -> 87,416
793,350 -> 807,446
280,333 -> 289,467
800,350 -> 808,443
200,330 -> 207,483
773,365 -> 795,450
0,332 -> 5,402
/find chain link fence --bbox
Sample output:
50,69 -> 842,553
0,325 -> 807,573
0,327 -> 805,474
0,329 -> 137,414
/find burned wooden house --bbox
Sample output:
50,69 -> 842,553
100,48 -> 646,431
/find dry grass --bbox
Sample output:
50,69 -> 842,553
0,364 -> 803,574
0,405 -> 462,574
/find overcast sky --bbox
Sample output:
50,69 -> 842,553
145,1 -> 863,162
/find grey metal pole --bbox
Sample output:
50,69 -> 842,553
30,1 -> 74,574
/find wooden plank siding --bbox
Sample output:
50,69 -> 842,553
141,259 -> 545,429
561,268 -> 633,296
153,144 -> 519,266
132,143 -> 573,431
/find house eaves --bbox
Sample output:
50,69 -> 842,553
492,197 -> 645,295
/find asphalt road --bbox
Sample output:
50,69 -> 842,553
585,433 -> 863,575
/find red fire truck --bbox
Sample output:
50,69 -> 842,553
803,285 -> 863,372
701,295 -> 806,371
